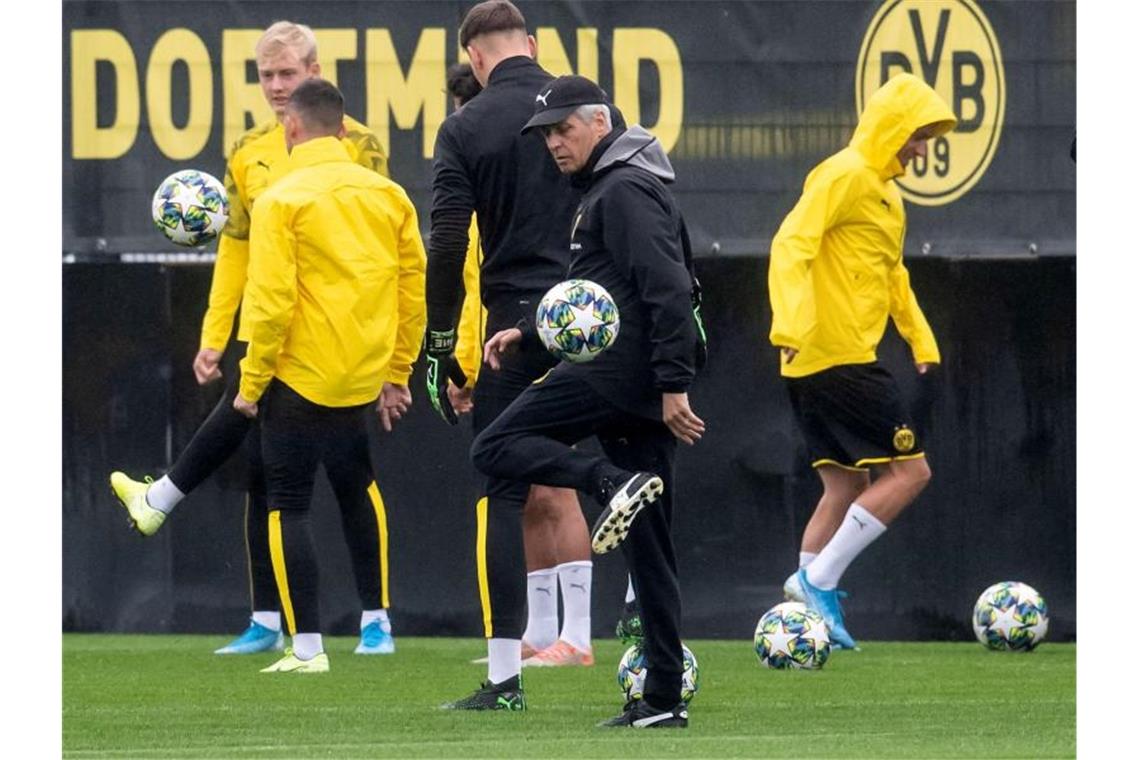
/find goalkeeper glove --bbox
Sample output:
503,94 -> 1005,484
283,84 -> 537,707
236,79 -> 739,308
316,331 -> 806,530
424,329 -> 468,425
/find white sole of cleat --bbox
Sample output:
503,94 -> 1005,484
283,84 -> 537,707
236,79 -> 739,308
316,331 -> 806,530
590,475 -> 664,554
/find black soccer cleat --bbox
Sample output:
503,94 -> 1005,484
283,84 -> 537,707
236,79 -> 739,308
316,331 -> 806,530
440,675 -> 526,711
591,472 -> 663,554
598,699 -> 689,728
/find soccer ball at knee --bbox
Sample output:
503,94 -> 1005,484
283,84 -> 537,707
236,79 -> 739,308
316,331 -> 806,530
536,279 -> 620,363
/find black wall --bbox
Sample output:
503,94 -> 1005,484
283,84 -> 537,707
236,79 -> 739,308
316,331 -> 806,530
63,256 -> 1076,640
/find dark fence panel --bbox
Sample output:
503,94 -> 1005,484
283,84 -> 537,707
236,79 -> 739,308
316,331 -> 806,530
63,256 -> 1076,640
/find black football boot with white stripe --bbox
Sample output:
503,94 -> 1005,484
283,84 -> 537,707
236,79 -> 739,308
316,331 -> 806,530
598,699 -> 689,728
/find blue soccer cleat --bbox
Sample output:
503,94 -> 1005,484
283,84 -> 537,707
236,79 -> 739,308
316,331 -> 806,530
797,569 -> 859,650
354,620 -> 395,655
214,619 -> 285,655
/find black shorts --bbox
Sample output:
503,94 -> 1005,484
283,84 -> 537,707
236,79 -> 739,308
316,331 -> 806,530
785,362 -> 924,471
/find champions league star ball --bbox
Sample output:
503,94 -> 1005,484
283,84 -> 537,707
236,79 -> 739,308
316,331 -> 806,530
151,169 -> 229,246
617,643 -> 700,703
973,581 -> 1049,652
535,279 -> 620,363
754,601 -> 831,670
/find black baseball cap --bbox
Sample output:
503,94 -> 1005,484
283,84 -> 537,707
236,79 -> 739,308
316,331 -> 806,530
521,75 -> 610,134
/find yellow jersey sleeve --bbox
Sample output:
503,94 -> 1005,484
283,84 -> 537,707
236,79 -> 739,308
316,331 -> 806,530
201,135 -> 254,350
344,120 -> 390,178
888,261 -> 940,365
386,191 -> 428,385
768,166 -> 860,351
454,216 -> 485,384
238,194 -> 298,403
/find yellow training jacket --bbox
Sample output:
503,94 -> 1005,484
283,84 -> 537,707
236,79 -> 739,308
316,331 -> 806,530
201,115 -> 389,351
238,136 -> 425,407
768,73 -> 956,378
454,216 -> 486,383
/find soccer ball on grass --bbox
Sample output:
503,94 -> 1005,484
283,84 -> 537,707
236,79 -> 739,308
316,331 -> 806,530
617,642 -> 699,703
754,601 -> 831,670
972,581 -> 1049,651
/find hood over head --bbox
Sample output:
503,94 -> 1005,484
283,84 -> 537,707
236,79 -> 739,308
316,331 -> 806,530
593,125 -> 675,183
849,73 -> 957,178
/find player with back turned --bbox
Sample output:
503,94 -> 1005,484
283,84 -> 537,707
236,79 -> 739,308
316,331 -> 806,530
232,78 -> 425,673
769,72 -> 957,650
108,21 -> 401,657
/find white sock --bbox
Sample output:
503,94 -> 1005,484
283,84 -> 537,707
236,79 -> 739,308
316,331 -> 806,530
805,503 -> 887,590
625,576 -> 636,603
557,561 -> 593,651
251,611 -> 281,631
487,638 -> 521,684
292,633 -> 323,660
521,568 -> 559,649
799,551 -> 818,569
361,609 -> 391,632
145,475 -> 185,514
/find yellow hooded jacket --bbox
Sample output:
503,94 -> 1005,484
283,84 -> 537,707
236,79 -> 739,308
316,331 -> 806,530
238,136 -> 425,407
768,73 -> 956,378
201,115 -> 389,352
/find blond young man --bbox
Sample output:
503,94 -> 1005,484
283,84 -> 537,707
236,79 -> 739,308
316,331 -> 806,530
110,22 -> 398,656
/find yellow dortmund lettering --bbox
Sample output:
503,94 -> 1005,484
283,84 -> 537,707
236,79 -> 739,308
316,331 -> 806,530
366,28 -> 446,159
536,27 -> 599,80
612,28 -> 683,153
70,30 -> 139,159
146,29 -> 213,160
222,30 -> 274,154
313,29 -> 357,87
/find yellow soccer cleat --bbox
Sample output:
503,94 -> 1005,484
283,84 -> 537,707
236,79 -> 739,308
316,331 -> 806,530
109,472 -> 166,537
259,649 -> 329,674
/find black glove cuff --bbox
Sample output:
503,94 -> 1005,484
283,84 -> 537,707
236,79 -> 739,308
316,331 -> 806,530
426,329 -> 456,355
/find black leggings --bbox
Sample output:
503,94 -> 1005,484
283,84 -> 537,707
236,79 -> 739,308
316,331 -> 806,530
259,380 -> 389,635
472,368 -> 683,708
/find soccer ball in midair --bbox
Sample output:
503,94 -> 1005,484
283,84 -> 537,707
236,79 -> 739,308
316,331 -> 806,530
535,279 -> 620,363
151,169 -> 229,246
754,601 -> 831,670
617,643 -> 699,703
972,581 -> 1049,652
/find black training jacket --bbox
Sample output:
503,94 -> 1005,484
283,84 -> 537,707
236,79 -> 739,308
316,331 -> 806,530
556,125 -> 700,420
427,56 -> 579,328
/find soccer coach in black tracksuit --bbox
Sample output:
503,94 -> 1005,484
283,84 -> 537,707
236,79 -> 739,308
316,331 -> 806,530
474,75 -> 707,728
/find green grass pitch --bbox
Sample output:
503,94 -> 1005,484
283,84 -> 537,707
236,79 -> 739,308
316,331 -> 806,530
63,635 -> 1074,758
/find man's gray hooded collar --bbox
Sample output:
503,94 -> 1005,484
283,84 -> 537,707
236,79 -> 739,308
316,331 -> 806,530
593,125 -> 676,183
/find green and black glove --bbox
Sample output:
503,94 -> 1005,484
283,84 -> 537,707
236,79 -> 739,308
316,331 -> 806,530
424,329 -> 468,425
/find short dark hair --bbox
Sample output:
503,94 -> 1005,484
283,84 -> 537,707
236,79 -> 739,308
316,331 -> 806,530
459,1 -> 527,49
446,62 -> 483,105
286,78 -> 344,135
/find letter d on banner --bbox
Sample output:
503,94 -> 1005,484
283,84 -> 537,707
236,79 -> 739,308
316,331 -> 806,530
71,30 -> 139,159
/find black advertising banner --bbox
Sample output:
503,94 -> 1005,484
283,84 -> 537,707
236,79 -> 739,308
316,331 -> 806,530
63,0 -> 1075,258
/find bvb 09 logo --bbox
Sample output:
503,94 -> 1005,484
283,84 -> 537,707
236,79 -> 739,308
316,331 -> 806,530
857,0 -> 1005,206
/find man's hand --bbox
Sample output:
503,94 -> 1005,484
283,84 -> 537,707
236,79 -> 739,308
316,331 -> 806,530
425,329 -> 467,425
193,348 -> 223,385
663,392 -> 705,445
915,362 -> 935,375
377,382 -> 412,432
483,327 -> 523,371
447,382 -> 474,416
779,346 -> 798,365
233,394 -> 258,419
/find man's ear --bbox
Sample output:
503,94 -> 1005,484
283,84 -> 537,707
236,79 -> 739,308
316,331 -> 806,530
527,34 -> 537,58
337,121 -> 347,140
308,61 -> 322,78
